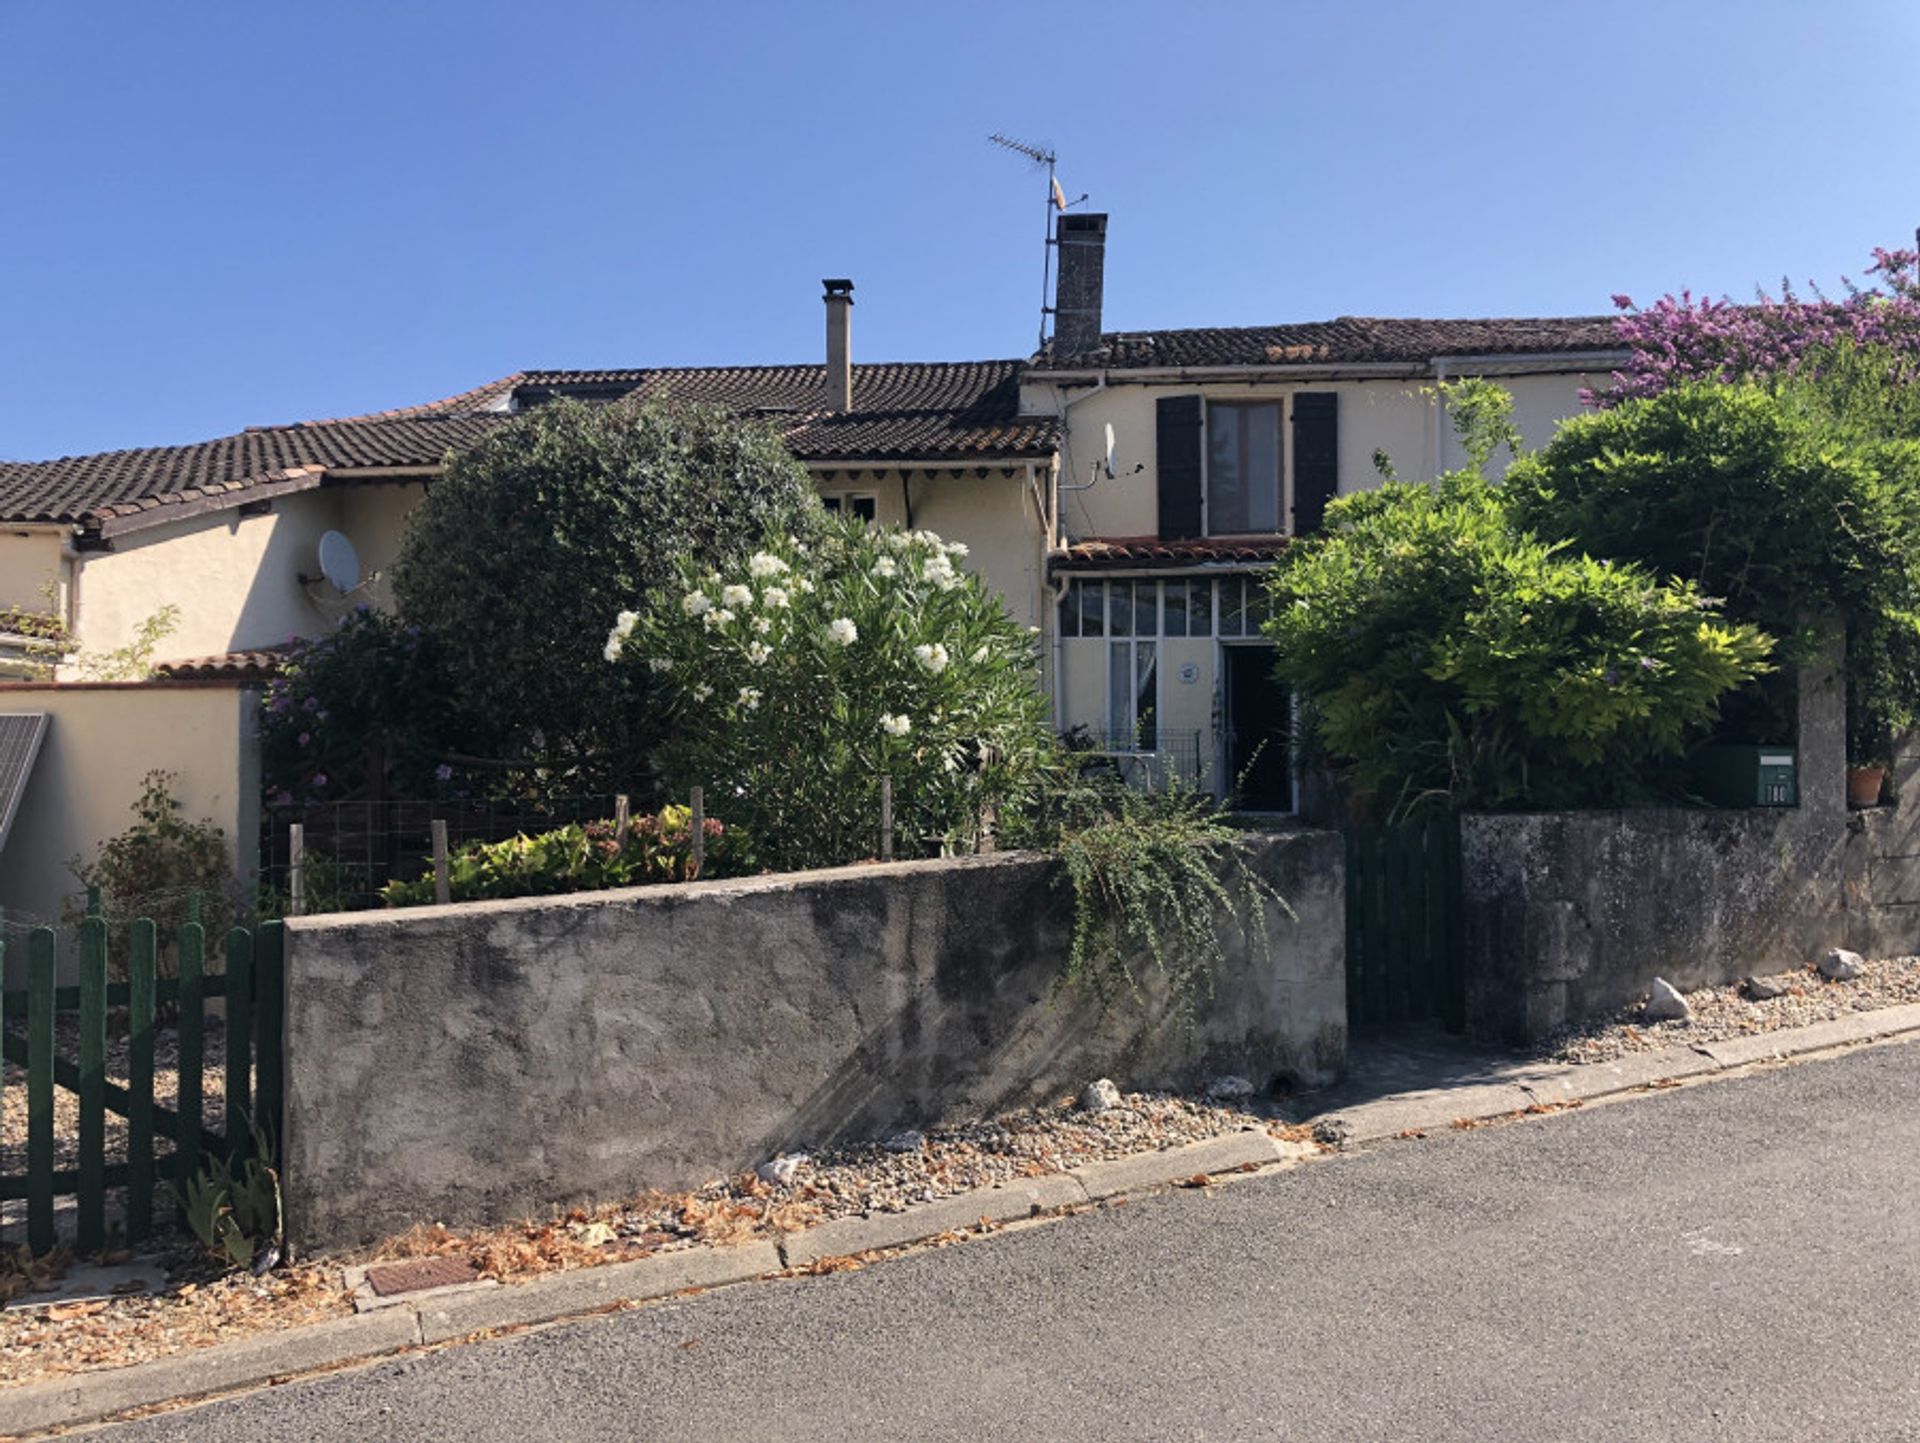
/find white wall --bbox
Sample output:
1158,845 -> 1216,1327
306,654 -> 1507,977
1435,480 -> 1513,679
0,681 -> 257,978
0,531 -> 67,615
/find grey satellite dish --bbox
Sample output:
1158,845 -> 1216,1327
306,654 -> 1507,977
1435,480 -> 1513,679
1103,422 -> 1117,478
317,531 -> 361,593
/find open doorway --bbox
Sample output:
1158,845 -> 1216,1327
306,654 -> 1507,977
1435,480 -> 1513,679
1223,643 -> 1292,811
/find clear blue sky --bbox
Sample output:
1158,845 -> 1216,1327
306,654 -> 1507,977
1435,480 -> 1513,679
4,0 -> 1917,460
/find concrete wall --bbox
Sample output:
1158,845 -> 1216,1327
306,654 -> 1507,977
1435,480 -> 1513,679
282,832 -> 1346,1250
0,680 -> 258,979
0,530 -> 67,615
1456,639 -> 1854,1042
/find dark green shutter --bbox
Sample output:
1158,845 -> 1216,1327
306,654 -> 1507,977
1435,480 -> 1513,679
1291,392 -> 1339,535
1155,395 -> 1204,540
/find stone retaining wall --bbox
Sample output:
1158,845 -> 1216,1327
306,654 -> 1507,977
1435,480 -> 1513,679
281,834 -> 1344,1251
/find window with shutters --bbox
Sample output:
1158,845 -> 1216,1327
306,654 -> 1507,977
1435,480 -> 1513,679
1205,401 -> 1283,535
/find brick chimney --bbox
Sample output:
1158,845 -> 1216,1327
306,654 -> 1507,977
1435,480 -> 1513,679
823,278 -> 854,411
1052,213 -> 1107,356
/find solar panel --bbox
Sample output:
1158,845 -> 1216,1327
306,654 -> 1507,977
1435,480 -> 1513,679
0,712 -> 48,855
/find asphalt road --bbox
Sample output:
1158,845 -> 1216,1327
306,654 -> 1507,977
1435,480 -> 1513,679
94,1043 -> 1920,1442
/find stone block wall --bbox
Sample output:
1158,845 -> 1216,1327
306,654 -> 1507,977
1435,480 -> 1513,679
281,833 -> 1344,1251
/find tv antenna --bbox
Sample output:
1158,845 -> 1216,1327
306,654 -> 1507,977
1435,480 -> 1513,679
988,132 -> 1086,352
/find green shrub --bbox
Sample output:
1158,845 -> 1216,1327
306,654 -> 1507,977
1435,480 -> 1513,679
1504,381 -> 1920,754
391,396 -> 824,791
380,805 -> 743,907
260,609 -> 479,807
1265,472 -> 1774,818
65,771 -> 236,979
618,519 -> 1056,871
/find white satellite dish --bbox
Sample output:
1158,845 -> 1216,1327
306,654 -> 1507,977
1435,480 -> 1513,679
1103,422 -> 1117,478
316,531 -> 361,593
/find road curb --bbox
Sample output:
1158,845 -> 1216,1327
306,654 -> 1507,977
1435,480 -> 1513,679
11,1005 -> 1919,1435
780,1176 -> 1086,1268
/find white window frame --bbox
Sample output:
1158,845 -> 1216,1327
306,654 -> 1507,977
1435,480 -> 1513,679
1202,395 -> 1294,538
821,491 -> 879,521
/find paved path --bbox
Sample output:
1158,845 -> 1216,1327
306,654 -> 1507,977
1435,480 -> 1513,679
98,1043 -> 1920,1442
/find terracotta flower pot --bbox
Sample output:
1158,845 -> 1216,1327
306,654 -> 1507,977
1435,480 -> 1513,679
1848,765 -> 1887,809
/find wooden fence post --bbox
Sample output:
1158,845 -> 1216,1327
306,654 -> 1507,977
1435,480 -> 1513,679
25,926 -> 56,1255
176,910 -> 205,1198
288,823 -> 306,918
880,777 -> 894,862
613,794 -> 630,846
127,918 -> 158,1242
689,787 -> 705,877
431,819 -> 451,906
76,895 -> 106,1254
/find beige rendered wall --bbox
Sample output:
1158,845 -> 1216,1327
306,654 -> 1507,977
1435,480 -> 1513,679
67,483 -> 425,663
1029,370 -> 1606,543
0,531 -> 68,615
0,682 -> 257,972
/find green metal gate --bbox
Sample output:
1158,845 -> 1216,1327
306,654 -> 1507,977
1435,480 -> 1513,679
1345,814 -> 1466,1031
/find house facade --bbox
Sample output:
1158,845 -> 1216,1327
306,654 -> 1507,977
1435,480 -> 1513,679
0,225 -> 1626,933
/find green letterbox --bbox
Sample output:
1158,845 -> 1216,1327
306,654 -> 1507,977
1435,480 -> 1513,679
1693,744 -> 1797,807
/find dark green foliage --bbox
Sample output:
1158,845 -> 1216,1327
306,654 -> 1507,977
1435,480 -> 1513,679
391,396 -> 823,790
1266,472 -> 1775,819
1504,381 -> 1920,754
259,609 -> 477,806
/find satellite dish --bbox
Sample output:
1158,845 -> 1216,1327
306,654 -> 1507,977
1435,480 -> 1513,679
317,531 -> 361,593
1103,422 -> 1117,478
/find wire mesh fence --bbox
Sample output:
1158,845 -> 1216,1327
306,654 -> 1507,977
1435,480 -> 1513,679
257,793 -> 627,916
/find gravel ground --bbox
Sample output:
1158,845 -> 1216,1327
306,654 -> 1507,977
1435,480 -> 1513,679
0,1084 -> 1306,1386
1,1018 -> 237,1180
1547,953 -> 1920,1064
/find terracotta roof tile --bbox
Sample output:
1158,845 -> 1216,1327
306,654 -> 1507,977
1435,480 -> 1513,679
1052,535 -> 1290,571
0,362 -> 1057,531
152,644 -> 297,681
1033,315 -> 1625,371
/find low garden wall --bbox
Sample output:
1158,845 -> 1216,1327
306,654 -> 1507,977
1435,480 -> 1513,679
281,832 -> 1344,1251
1454,638 -> 1920,1041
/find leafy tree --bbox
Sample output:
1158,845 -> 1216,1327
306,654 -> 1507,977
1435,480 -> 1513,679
619,519 -> 1055,870
1504,382 -> 1920,755
392,396 -> 822,791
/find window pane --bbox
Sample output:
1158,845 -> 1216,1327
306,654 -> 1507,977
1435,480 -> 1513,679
850,496 -> 877,521
822,496 -> 842,513
1245,576 -> 1273,632
1076,580 -> 1106,638
1059,584 -> 1081,638
1110,580 -> 1134,638
1244,406 -> 1281,532
1163,580 -> 1188,637
1134,641 -> 1157,751
1132,581 -> 1158,637
1220,575 -> 1246,637
1189,579 -> 1215,637
1108,642 -> 1131,742
1207,404 -> 1245,534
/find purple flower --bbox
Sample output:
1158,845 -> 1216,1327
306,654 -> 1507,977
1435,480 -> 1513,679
273,790 -> 293,807
297,731 -> 311,746
311,772 -> 328,788
435,764 -> 454,782
302,695 -> 319,712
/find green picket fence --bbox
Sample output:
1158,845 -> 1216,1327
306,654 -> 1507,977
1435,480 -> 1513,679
0,894 -> 285,1257
1345,815 -> 1467,1032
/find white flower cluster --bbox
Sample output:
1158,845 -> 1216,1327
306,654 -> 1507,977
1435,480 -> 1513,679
682,590 -> 712,617
721,583 -> 754,609
746,640 -> 772,665
921,551 -> 960,591
913,642 -> 950,674
748,551 -> 790,579
827,617 -> 858,647
602,609 -> 639,662
874,557 -> 898,578
738,687 -> 762,710
704,607 -> 735,630
763,586 -> 790,608
880,713 -> 912,737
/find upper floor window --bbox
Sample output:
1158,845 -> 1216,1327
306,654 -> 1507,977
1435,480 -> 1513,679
1206,401 -> 1282,534
822,493 -> 877,522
